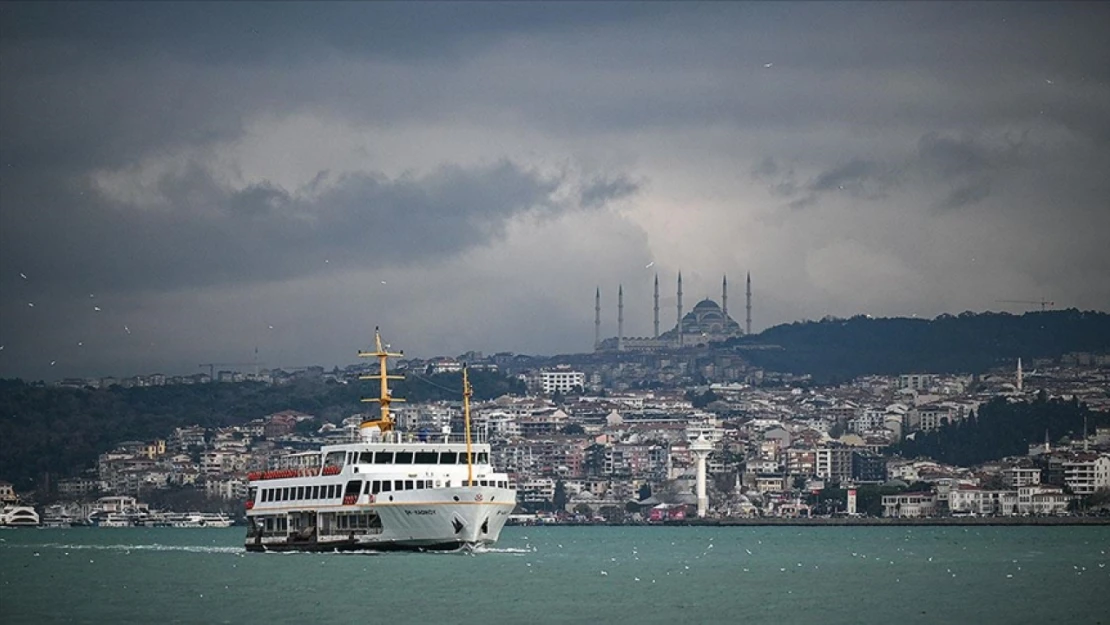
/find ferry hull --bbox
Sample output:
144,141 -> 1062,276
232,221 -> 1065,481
245,487 -> 515,554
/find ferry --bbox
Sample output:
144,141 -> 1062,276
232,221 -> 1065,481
0,505 -> 41,527
244,329 -> 516,552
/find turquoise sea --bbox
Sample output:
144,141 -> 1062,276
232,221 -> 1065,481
2,525 -> 1109,624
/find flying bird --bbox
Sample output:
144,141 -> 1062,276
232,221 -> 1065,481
764,63 -> 773,68
645,261 -> 654,268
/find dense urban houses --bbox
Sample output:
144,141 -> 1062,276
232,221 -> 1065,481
6,347 -> 1109,525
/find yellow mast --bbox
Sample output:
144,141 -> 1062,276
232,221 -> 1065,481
463,365 -> 474,487
358,327 -> 404,432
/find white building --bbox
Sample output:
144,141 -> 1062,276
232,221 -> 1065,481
1062,454 -> 1110,495
882,492 -> 937,518
1002,466 -> 1042,488
538,369 -> 586,395
948,488 -> 1019,516
1017,485 -> 1072,515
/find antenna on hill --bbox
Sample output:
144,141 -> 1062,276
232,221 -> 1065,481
996,298 -> 1055,312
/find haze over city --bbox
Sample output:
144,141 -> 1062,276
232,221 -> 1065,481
2,2 -> 1108,380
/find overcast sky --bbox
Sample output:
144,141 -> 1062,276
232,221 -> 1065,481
1,2 -> 1108,380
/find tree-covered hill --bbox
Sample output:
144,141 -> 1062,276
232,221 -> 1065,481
731,309 -> 1110,382
0,370 -> 524,490
892,396 -> 1109,467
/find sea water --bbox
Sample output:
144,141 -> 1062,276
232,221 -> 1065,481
2,525 -> 1108,624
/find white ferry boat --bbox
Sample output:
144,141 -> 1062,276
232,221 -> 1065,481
244,330 -> 516,552
0,505 -> 41,527
163,512 -> 234,528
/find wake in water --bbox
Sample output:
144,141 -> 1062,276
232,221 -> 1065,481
9,542 -> 243,554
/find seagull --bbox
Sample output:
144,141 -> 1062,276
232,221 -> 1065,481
93,306 -> 101,312
124,325 -> 131,335
645,261 -> 654,269
20,272 -> 27,279
27,302 -> 34,307
380,280 -> 387,285
600,571 -> 608,576
764,62 -> 773,68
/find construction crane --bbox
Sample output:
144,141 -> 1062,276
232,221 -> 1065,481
198,362 -> 264,380
996,298 -> 1055,312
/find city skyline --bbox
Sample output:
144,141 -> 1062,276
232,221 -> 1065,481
2,2 -> 1108,380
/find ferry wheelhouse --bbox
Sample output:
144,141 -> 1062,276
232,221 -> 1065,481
244,330 -> 516,552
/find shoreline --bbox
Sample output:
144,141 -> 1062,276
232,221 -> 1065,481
509,517 -> 1110,527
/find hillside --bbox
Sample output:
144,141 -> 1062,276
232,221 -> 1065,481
731,309 -> 1110,383
892,395 -> 1109,467
0,369 -> 524,490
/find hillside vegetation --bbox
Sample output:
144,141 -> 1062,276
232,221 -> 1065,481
0,370 -> 524,489
733,309 -> 1110,382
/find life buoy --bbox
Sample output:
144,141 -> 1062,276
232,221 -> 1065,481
475,494 -> 483,502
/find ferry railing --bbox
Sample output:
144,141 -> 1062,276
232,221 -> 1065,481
360,430 -> 489,445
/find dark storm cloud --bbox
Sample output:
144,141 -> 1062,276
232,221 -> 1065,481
0,160 -> 567,297
2,1 -> 1108,380
579,175 -> 640,210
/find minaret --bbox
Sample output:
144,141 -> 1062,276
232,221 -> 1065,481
745,271 -> 752,335
594,287 -> 601,350
1016,357 -> 1023,392
722,274 -> 728,318
617,285 -> 624,352
1044,429 -> 1050,454
677,272 -> 684,346
653,273 -> 660,338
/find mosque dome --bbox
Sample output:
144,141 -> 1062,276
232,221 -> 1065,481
693,299 -> 721,312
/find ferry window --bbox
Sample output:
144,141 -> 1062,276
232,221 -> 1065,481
476,452 -> 489,464
325,451 -> 345,467
371,480 -> 381,495
297,487 -> 305,499
440,452 -> 458,464
395,451 -> 414,464
415,451 -> 437,464
481,480 -> 488,486
381,481 -> 391,492
404,480 -> 414,490
394,480 -> 403,491
282,487 -> 290,501
312,486 -> 320,499
360,452 -> 374,463
374,452 -> 394,464
261,490 -> 268,502
364,482 -> 371,494
416,480 -> 424,489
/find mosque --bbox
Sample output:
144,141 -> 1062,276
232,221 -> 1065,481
595,272 -> 751,352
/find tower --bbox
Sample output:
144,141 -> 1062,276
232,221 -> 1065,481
745,271 -> 752,335
594,287 -> 601,350
653,273 -> 660,338
677,272 -> 684,346
1016,357 -> 1023,392
617,284 -> 624,352
722,274 -> 728,318
689,434 -> 713,518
